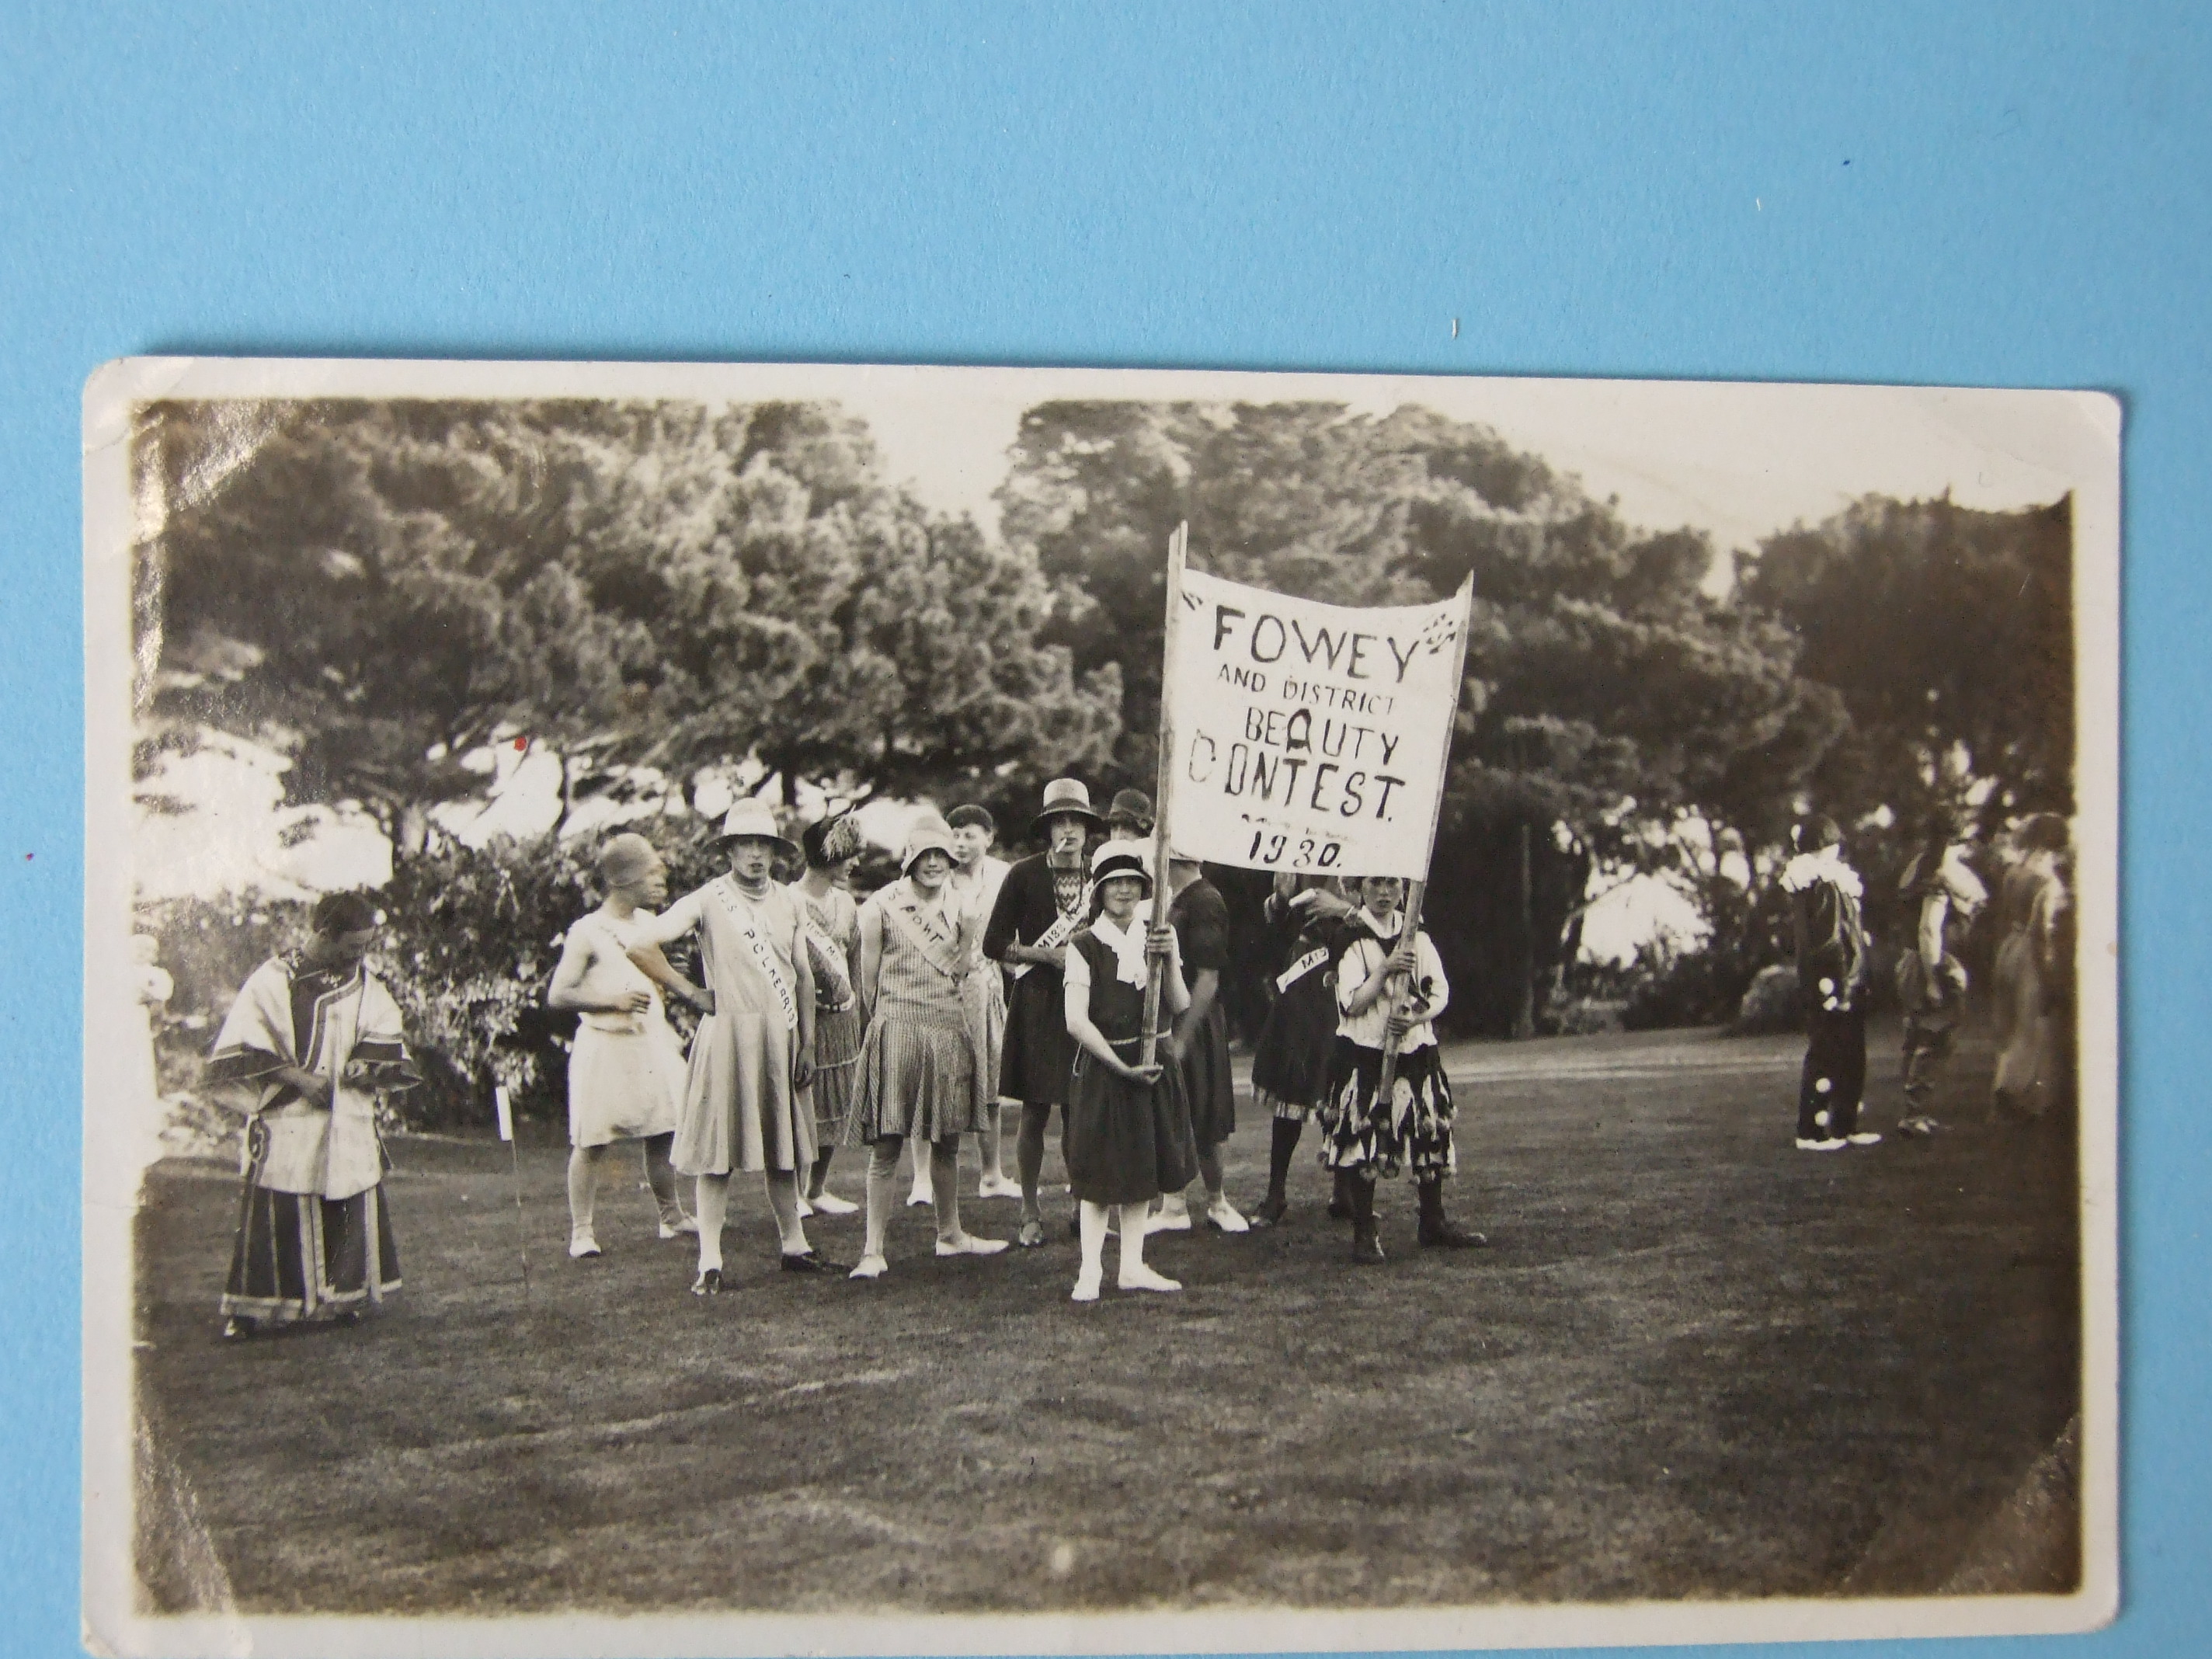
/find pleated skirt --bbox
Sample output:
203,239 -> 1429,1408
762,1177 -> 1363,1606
1065,1035 -> 1198,1206
846,1003 -> 985,1146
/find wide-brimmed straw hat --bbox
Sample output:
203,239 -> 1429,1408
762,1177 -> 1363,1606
1029,777 -> 1104,837
899,814 -> 959,875
708,797 -> 800,861
1088,839 -> 1154,898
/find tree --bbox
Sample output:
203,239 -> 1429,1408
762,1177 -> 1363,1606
139,399 -> 645,854
139,397 -> 1122,856
1737,493 -> 2075,835
1000,399 -> 1845,1033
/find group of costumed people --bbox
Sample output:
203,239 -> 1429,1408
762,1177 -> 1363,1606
200,784 -> 2074,1337
1778,808 -> 2076,1153
203,776 -> 1485,1333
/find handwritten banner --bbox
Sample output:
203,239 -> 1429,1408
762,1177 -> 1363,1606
1163,569 -> 1468,881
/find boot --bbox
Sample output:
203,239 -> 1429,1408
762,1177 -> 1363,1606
1348,1174 -> 1384,1263
1417,1177 -> 1487,1249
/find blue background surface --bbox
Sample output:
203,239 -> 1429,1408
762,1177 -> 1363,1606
5,3 -> 2207,1654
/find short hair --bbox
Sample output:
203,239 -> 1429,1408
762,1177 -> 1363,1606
945,803 -> 996,836
1789,814 -> 1842,854
311,891 -> 381,936
2016,812 -> 2070,854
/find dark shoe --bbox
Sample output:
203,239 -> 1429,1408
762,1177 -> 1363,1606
781,1250 -> 845,1275
1250,1195 -> 1289,1228
332,1308 -> 364,1325
1327,1195 -> 1352,1221
221,1316 -> 257,1341
1418,1216 -> 1488,1249
690,1268 -> 723,1297
1351,1227 -> 1386,1264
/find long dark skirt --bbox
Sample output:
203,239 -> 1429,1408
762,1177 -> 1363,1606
1318,1038 -> 1456,1181
221,1184 -> 401,1323
1179,1000 -> 1236,1149
1065,1038 -> 1198,1206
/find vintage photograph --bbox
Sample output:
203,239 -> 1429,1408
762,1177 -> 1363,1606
82,357 -> 2119,1656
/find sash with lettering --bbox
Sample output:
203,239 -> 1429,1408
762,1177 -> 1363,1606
1275,945 -> 1332,995
801,898 -> 857,1013
880,885 -> 970,982
1007,875 -> 1083,981
711,877 -> 800,1032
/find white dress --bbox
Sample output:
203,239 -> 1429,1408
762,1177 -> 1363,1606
559,910 -> 687,1148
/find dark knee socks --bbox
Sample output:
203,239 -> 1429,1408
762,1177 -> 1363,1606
1266,1117 -> 1302,1200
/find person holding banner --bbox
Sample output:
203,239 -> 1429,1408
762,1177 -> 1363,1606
1248,872 -> 1359,1227
545,833 -> 698,1259
1321,876 -> 1484,1260
1063,841 -> 1198,1299
795,812 -> 866,1215
944,804 -> 1020,1201
625,799 -> 833,1294
844,816 -> 1007,1278
983,777 -> 1104,1248
1149,851 -> 1248,1234
205,891 -> 419,1337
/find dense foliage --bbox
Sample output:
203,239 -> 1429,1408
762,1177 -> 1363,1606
137,395 -> 2077,1075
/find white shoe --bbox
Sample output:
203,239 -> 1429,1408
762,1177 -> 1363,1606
976,1173 -> 1022,1200
808,1190 -> 858,1215
1845,1132 -> 1883,1146
657,1216 -> 699,1240
1795,1138 -> 1847,1153
1145,1205 -> 1193,1235
1205,1198 -> 1250,1233
848,1254 -> 888,1280
1070,1273 -> 1101,1303
1117,1264 -> 1182,1293
795,1194 -> 815,1218
937,1233 -> 1010,1257
569,1233 -> 602,1259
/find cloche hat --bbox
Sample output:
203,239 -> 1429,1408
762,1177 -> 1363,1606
899,814 -> 959,875
1029,777 -> 1104,836
1088,838 -> 1154,897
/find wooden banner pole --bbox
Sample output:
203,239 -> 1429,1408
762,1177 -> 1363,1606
1139,521 -> 1189,1069
1375,575 -> 1476,1105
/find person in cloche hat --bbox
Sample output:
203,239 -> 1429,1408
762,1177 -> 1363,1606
624,796 -> 837,1293
843,815 -> 1007,1278
1104,788 -> 1154,841
984,779 -> 1106,1246
1061,840 -> 1198,1300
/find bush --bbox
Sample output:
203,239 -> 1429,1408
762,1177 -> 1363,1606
1728,964 -> 1803,1035
1619,942 -> 1759,1031
140,819 -> 748,1137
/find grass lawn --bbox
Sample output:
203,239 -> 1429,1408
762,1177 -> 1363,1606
130,1017 -> 2081,1615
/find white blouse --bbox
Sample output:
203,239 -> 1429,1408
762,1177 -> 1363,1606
1335,915 -> 1449,1052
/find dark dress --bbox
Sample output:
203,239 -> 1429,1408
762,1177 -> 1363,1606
1170,876 -> 1236,1149
1250,902 -> 1361,1111
983,851 -> 1089,1107
1063,929 -> 1198,1205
